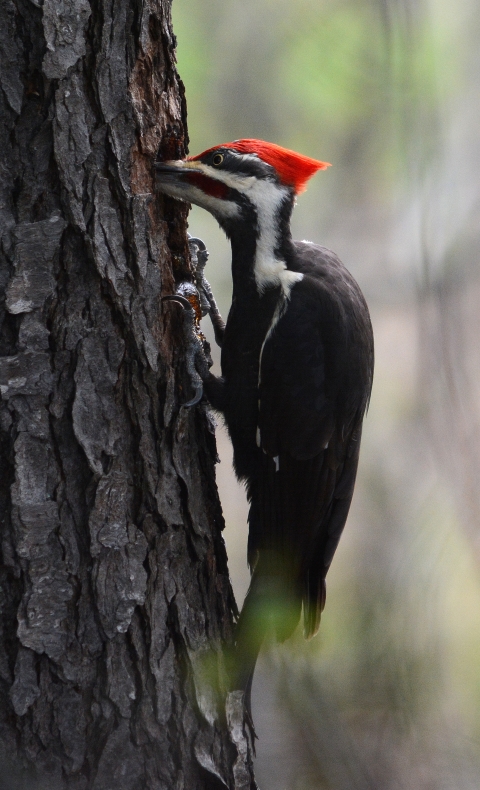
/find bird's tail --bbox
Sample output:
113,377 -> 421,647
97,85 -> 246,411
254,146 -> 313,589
303,572 -> 327,639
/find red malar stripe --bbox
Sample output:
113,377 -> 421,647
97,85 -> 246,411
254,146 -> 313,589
186,172 -> 229,199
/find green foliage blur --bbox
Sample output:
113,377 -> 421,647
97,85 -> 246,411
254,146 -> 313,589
173,0 -> 480,787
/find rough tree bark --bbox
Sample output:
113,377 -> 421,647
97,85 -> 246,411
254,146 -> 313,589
0,1 -> 256,788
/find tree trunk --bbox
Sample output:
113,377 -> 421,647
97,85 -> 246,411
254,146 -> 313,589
0,1 -> 256,787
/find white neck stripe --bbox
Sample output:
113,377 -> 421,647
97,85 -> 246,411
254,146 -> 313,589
179,160 -> 303,294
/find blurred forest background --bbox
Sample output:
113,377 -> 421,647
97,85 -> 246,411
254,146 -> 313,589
173,0 -> 480,787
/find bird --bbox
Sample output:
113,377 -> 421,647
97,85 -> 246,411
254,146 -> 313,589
155,139 -> 374,721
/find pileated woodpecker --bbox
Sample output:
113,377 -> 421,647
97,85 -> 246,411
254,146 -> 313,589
156,140 -> 374,716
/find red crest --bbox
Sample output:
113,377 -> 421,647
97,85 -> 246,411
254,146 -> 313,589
190,139 -> 331,195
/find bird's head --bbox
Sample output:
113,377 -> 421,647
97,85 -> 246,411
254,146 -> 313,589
155,139 -> 330,233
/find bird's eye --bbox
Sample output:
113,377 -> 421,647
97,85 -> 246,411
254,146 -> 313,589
212,153 -> 224,166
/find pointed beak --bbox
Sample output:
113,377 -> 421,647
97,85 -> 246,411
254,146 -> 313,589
154,159 -> 233,210
155,159 -> 193,199
154,160 -> 187,175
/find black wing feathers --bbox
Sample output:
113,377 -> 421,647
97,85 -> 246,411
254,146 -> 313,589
254,243 -> 373,638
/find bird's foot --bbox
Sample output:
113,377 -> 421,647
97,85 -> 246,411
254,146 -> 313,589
163,235 -> 224,406
162,292 -> 212,407
188,235 -> 225,347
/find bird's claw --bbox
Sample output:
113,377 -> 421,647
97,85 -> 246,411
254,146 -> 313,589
188,236 -> 209,312
162,294 -> 211,408
162,294 -> 193,311
183,384 -> 204,408
188,235 -> 225,347
163,235 -> 224,406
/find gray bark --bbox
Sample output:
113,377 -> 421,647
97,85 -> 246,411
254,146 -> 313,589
0,1 -> 256,788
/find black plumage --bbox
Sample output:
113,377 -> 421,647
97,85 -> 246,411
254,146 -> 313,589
218,240 -> 373,692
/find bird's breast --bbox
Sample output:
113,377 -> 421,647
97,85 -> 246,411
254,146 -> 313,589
221,287 -> 281,463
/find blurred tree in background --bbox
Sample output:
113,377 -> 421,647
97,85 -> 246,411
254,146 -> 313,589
173,0 -> 480,787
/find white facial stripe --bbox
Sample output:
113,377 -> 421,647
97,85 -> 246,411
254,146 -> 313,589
157,176 -> 240,219
183,155 -> 281,198
186,161 -> 257,192
245,179 -> 304,294
193,191 -> 240,218
249,179 -> 286,291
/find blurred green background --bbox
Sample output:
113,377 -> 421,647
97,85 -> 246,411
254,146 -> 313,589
173,0 -> 480,786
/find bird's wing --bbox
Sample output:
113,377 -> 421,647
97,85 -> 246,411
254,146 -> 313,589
254,275 -> 363,638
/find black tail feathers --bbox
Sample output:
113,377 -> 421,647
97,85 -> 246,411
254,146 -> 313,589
303,574 -> 327,639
